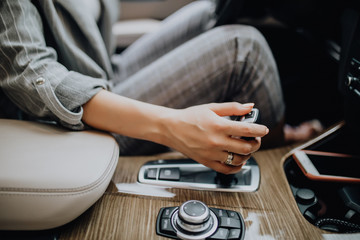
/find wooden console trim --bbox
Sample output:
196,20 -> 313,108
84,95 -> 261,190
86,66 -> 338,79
59,122 -> 358,239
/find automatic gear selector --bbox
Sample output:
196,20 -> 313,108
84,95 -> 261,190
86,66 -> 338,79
156,200 -> 245,240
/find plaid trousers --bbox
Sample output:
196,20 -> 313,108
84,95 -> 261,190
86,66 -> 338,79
111,1 -> 284,155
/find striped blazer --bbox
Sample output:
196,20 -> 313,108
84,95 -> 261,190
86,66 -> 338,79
0,0 -> 118,129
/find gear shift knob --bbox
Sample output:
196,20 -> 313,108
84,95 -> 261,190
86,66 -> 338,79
216,172 -> 236,187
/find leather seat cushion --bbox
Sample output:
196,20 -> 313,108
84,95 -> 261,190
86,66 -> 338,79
0,119 -> 119,230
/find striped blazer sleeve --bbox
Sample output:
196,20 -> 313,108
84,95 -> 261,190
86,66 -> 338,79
0,0 -> 110,129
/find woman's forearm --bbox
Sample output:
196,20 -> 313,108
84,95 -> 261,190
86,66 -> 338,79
82,89 -> 171,144
82,89 -> 269,174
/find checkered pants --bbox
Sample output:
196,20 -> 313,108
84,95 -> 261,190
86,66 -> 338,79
111,1 -> 284,155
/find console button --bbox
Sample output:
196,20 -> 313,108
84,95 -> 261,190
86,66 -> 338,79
227,210 -> 240,219
208,228 -> 229,239
296,188 -> 316,205
145,168 -> 157,179
161,207 -> 177,219
177,200 -> 212,233
183,201 -> 207,219
159,168 -> 180,181
211,208 -> 228,218
219,217 -> 241,229
228,229 -> 241,239
160,218 -> 176,236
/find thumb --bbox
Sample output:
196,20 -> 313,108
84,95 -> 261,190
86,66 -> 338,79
208,102 -> 254,117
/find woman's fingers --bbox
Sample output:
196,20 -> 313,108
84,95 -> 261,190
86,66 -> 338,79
222,152 -> 251,167
225,137 -> 262,156
207,102 -> 269,138
207,102 -> 254,117
194,140 -> 254,168
200,158 -> 248,175
223,120 -> 269,138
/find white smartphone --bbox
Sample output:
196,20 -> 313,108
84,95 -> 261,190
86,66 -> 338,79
292,150 -> 360,183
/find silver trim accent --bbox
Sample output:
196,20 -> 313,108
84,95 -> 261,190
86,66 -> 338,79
178,200 -> 210,225
171,209 -> 218,240
138,161 -> 260,192
176,214 -> 212,233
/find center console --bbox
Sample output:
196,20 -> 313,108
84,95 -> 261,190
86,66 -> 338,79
282,6 -> 360,233
284,123 -> 360,233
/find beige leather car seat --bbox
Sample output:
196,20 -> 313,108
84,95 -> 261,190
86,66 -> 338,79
0,119 -> 119,230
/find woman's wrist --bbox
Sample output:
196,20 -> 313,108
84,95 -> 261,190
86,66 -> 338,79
82,89 -> 177,146
148,107 -> 179,147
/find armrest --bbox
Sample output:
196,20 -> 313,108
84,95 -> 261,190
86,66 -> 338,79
0,119 -> 119,230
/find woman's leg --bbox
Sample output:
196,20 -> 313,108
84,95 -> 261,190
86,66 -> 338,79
112,25 -> 285,155
112,0 -> 216,82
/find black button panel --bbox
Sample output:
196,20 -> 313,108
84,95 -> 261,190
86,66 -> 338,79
162,207 -> 178,219
159,168 -> 181,181
156,205 -> 245,240
228,229 -> 241,239
145,168 -> 157,179
138,158 -> 260,192
227,210 -> 240,219
208,228 -> 229,239
160,218 -> 177,237
219,217 -> 241,229
144,167 -> 181,181
211,208 -> 228,218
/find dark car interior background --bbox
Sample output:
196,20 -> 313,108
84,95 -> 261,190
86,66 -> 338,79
1,0 -> 359,239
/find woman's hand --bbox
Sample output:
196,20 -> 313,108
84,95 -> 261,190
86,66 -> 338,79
83,91 -> 268,174
159,102 -> 269,174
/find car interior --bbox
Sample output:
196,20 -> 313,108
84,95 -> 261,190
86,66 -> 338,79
1,0 -> 360,239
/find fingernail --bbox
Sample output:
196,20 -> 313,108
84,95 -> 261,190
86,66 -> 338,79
243,103 -> 255,108
265,127 -> 269,134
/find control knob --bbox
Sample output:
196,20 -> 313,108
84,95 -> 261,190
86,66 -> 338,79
173,200 -> 218,239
